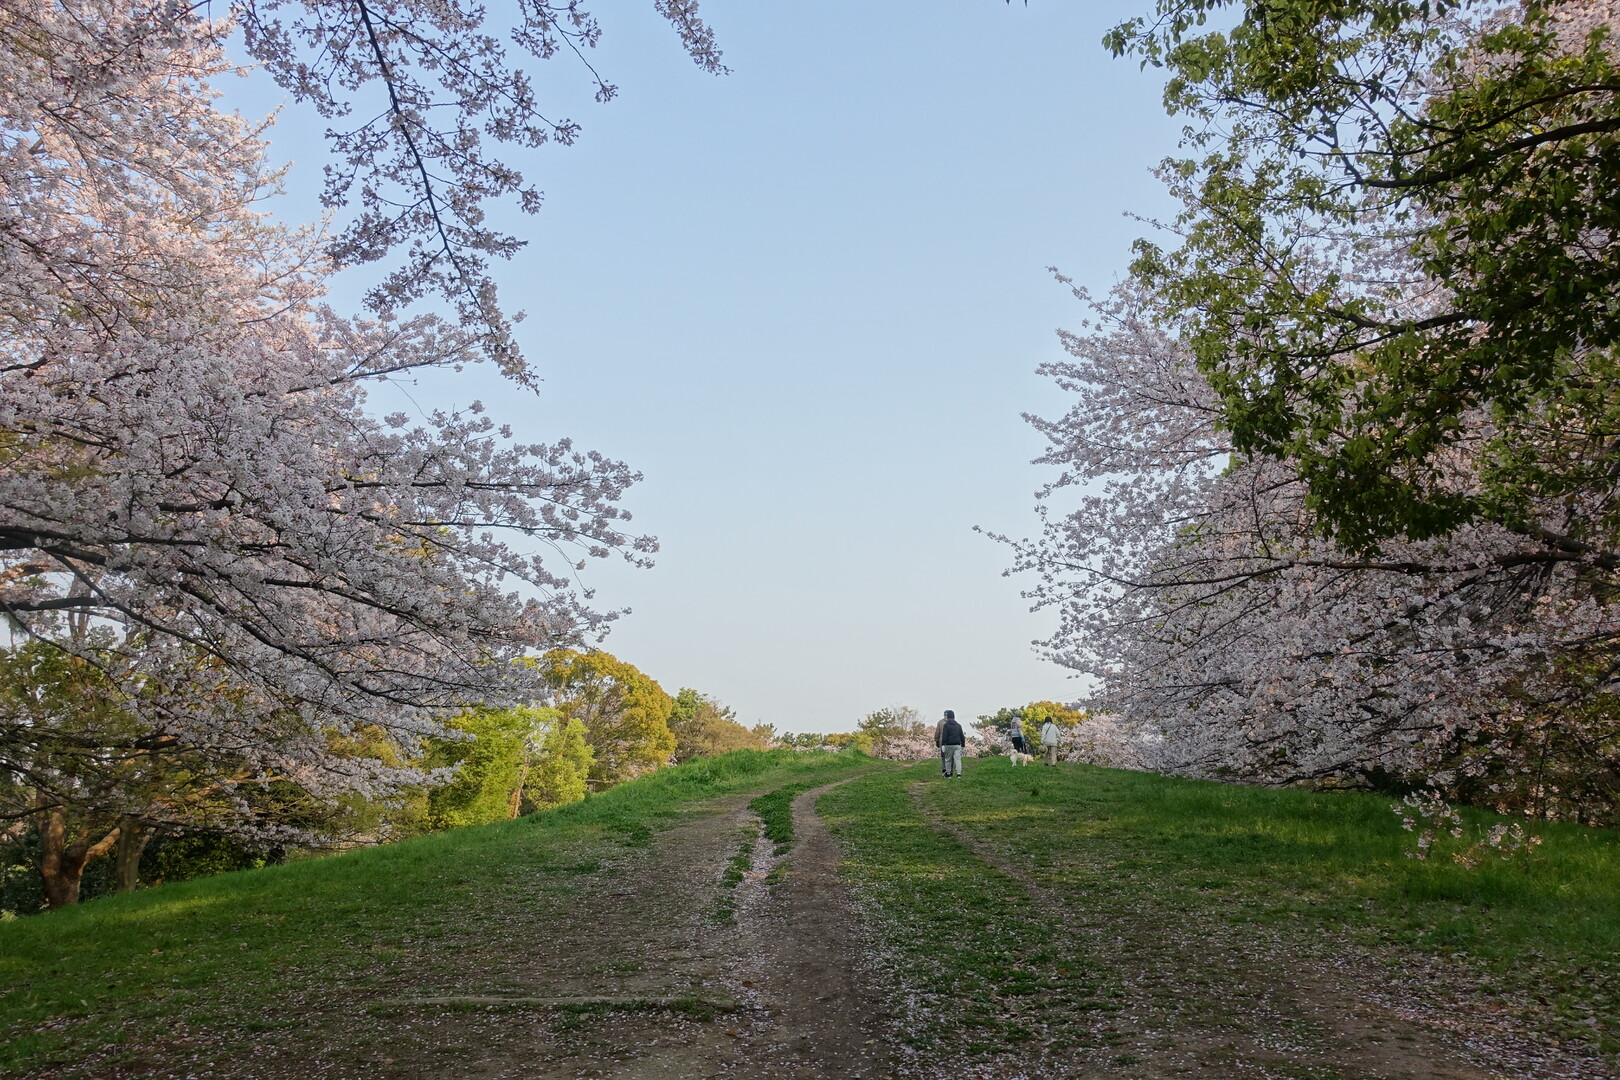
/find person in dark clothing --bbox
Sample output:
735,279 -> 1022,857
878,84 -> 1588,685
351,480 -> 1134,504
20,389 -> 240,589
934,709 -> 966,777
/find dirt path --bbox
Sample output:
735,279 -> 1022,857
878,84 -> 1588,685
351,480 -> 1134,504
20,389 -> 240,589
722,779 -> 896,1079
67,766 -> 1593,1080
220,776 -> 894,1080
905,778 -> 1599,1080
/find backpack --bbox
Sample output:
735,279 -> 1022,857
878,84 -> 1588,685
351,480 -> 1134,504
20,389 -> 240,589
941,718 -> 964,745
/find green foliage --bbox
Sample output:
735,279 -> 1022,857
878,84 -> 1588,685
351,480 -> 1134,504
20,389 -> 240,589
667,688 -> 768,763
0,642 -> 143,819
0,831 -> 42,916
523,711 -> 593,813
775,731 -> 832,749
421,707 -> 537,830
538,649 -> 675,787
977,706 -> 1022,731
981,701 -> 1084,744
824,729 -> 873,754
420,705 -> 597,825
748,781 -> 819,854
1109,1 -> 1620,551
1019,700 -> 1083,742
140,834 -> 273,885
0,641 -> 314,905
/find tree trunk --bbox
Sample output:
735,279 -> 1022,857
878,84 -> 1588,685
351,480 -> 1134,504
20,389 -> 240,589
36,797 -> 123,910
114,818 -> 150,893
507,763 -> 529,819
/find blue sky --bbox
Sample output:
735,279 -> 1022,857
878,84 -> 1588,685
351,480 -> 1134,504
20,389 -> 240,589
236,1 -> 1185,734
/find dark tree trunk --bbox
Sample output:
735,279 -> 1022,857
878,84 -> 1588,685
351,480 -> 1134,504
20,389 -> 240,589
114,819 -> 150,893
36,796 -> 123,910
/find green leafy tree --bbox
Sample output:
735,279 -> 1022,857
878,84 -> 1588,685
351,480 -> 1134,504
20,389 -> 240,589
0,641 -> 291,907
978,706 -> 1025,739
667,689 -> 769,763
1110,0 -> 1620,553
524,712 -> 593,812
538,650 -> 674,788
0,643 -> 137,908
421,708 -> 536,830
1019,701 -> 1085,745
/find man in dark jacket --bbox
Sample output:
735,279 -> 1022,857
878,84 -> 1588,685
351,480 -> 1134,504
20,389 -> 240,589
934,709 -> 966,778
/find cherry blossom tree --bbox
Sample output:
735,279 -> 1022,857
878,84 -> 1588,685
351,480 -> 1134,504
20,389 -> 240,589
1108,0 -> 1620,553
855,706 -> 936,761
0,1 -> 669,902
233,0 -> 727,373
1002,278 -> 1618,821
1001,1 -> 1620,822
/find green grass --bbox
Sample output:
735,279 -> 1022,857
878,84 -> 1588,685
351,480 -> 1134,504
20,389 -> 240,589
819,763 -> 1120,1055
936,761 -> 1620,963
711,775 -> 859,922
711,777 -> 829,922
749,780 -> 820,854
0,748 -> 871,1075
710,821 -> 760,924
825,758 -> 1620,1066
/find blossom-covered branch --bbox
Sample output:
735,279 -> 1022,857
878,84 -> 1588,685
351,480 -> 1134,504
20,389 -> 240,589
233,0 -> 727,375
0,2 -> 659,860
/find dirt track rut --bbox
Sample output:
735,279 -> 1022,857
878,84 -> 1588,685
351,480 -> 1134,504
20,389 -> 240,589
326,776 -> 893,1080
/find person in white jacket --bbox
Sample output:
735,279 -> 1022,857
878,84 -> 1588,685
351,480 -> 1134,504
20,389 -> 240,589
1039,717 -> 1061,767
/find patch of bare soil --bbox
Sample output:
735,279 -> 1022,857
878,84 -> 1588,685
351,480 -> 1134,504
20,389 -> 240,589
909,781 -> 1613,1080
146,778 -> 895,1080
454,775 -> 898,1080
721,779 -> 896,1079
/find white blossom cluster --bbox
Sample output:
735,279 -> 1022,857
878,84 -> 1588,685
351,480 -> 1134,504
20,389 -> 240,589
232,0 -> 725,373
1001,280 -> 1618,819
0,2 -> 656,834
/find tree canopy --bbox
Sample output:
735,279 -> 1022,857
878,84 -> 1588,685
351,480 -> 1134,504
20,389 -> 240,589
667,689 -> 769,763
0,1 -> 718,902
1004,0 -> 1620,821
1110,0 -> 1620,554
538,650 -> 675,787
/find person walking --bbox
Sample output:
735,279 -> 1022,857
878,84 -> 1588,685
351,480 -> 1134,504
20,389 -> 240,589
1039,715 -> 1061,766
1007,714 -> 1029,760
935,709 -> 966,778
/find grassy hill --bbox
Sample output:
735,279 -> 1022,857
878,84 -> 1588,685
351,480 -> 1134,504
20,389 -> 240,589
823,760 -> 1620,1068
4,751 -> 1617,1077
0,748 -> 874,1076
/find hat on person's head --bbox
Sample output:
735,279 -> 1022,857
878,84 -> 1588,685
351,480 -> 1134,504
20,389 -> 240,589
943,709 -> 955,719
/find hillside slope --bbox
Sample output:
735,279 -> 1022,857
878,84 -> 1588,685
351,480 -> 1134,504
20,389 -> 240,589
825,761 -> 1620,1079
0,749 -> 877,1077
3,752 -> 1616,1079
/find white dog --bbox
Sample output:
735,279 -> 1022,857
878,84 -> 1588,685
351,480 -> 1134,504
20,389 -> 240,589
1008,750 -> 1032,766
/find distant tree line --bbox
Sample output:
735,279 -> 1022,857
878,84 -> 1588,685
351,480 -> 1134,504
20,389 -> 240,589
0,644 -> 774,913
